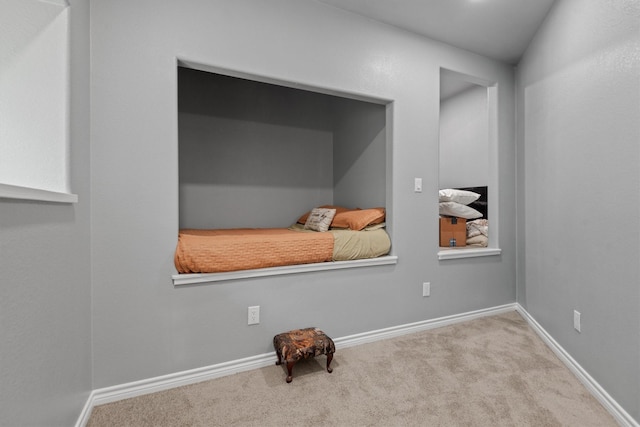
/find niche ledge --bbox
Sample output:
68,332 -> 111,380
438,247 -> 501,260
173,255 -> 399,285
0,183 -> 78,203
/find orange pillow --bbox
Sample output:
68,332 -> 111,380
331,207 -> 385,230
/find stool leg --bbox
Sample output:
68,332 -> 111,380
326,353 -> 333,373
285,361 -> 294,383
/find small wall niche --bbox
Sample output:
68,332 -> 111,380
0,0 -> 75,203
438,68 -> 500,258
177,64 -> 390,230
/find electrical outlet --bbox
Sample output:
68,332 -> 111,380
573,310 -> 581,333
248,306 -> 260,325
423,282 -> 430,297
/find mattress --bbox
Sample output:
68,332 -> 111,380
174,226 -> 391,274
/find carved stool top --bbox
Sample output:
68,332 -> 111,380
273,327 -> 335,364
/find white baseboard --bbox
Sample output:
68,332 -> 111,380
76,303 -> 637,427
515,304 -> 638,427
333,303 -> 517,349
75,352 -> 278,427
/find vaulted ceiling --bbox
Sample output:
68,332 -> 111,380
317,0 -> 557,64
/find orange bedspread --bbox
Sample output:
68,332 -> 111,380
175,228 -> 335,274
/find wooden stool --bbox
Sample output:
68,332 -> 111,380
273,327 -> 335,383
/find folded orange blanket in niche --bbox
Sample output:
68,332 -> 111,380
174,228 -> 335,274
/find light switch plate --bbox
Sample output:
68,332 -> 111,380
423,282 -> 430,297
414,178 -> 422,192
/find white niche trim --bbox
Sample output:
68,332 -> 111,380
173,255 -> 398,286
0,183 -> 78,204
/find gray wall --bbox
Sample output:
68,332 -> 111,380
516,0 -> 640,420
439,85 -> 489,189
178,67 -> 388,229
178,68 -> 335,229
90,0 -> 516,389
0,0 -> 92,425
332,97 -> 387,209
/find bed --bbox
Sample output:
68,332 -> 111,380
174,206 -> 391,274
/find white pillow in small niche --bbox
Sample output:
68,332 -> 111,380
439,202 -> 483,219
304,208 -> 337,232
439,188 -> 481,205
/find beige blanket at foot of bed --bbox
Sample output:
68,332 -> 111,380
329,228 -> 391,261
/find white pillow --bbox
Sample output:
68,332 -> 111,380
439,188 -> 481,205
304,208 -> 337,232
439,202 -> 483,219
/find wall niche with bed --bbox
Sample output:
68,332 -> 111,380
174,65 -> 395,283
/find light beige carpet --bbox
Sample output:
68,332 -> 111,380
88,311 -> 616,426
